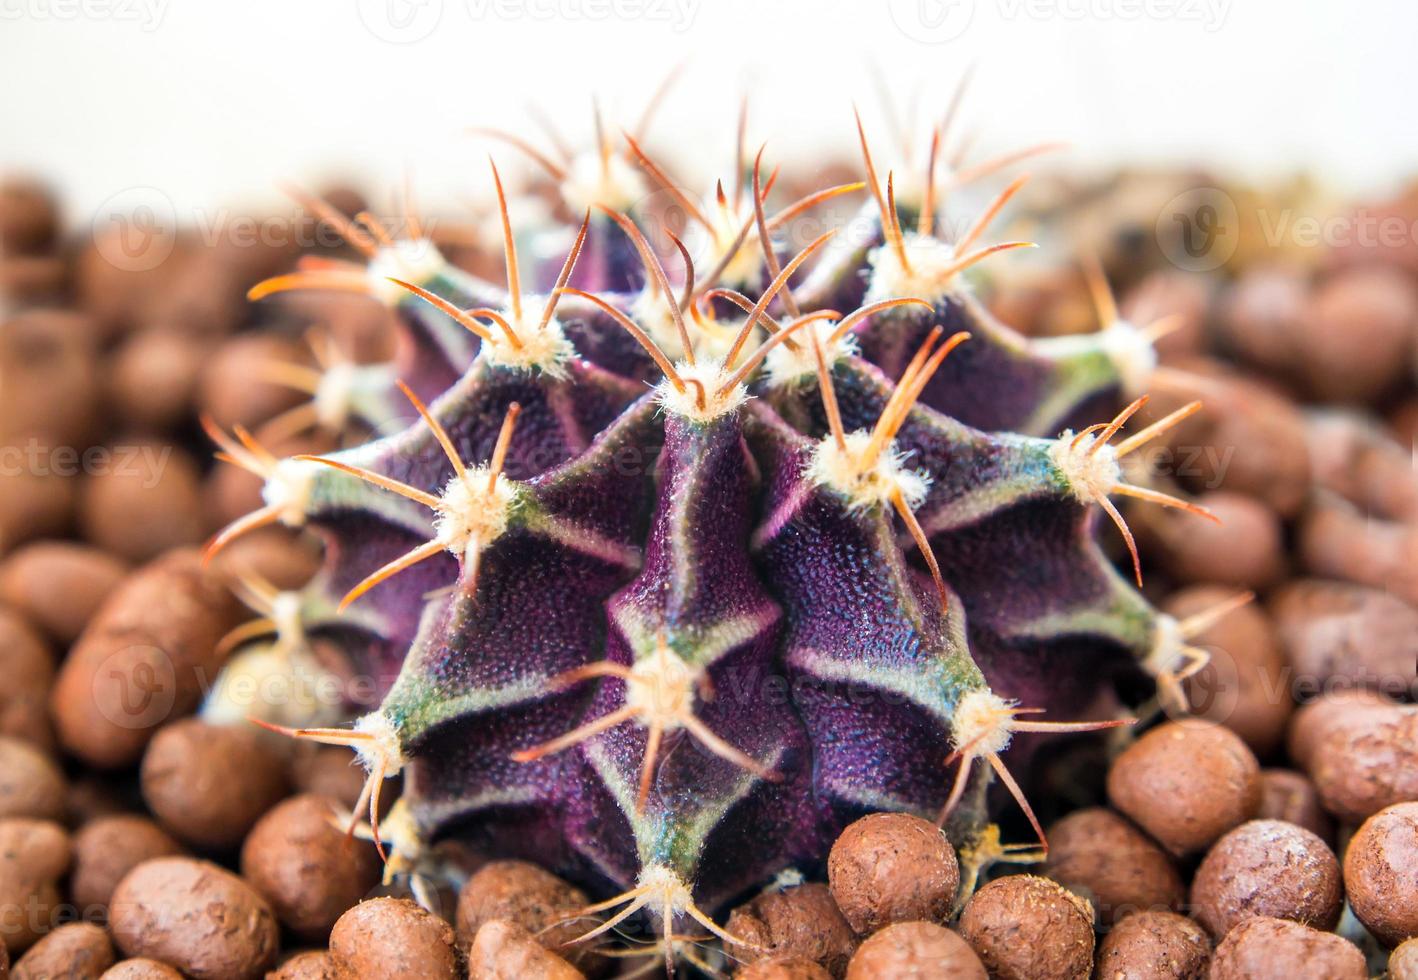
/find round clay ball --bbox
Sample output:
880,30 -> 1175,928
1146,491 -> 1286,591
329,898 -> 460,980
1042,807 -> 1185,925
70,815 -> 184,913
1106,720 -> 1261,855
1390,937 -> 1418,980
139,718 -> 289,849
240,793 -> 381,941
109,857 -> 278,979
0,737 -> 65,822
0,818 -> 71,954
725,883 -> 859,977
845,921 -> 985,980
1093,910 -> 1209,980
827,812 -> 960,934
1208,916 -> 1365,980
197,333 -> 310,431
456,860 -> 596,971
12,922 -> 115,979
0,609 -> 54,752
1285,689 -> 1392,770
957,874 -> 1094,980
108,328 -> 210,433
77,443 -> 206,563
0,542 -> 127,645
99,960 -> 184,979
1256,769 -> 1332,844
467,920 -> 585,980
267,951 -> 337,979
1190,819 -> 1342,939
0,178 -> 58,255
1344,801 -> 1418,947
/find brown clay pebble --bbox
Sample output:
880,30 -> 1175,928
108,328 -> 211,433
0,310 -> 101,448
1255,769 -> 1332,843
456,860 -> 595,972
1270,579 -> 1418,697
140,718 -> 289,849
288,745 -> 368,811
957,874 -> 1094,980
1042,807 -> 1185,925
77,443 -> 206,563
1106,720 -> 1261,856
0,738 -> 64,823
845,921 -> 985,980
109,857 -> 278,979
1294,265 -> 1418,402
0,467 -> 76,552
827,812 -> 959,934
0,543 -> 128,645
70,815 -> 184,913
1309,702 -> 1418,822
725,883 -> 859,977
1284,688 -> 1392,770
0,178 -> 58,255
1189,819 -> 1342,939
1165,587 -> 1292,757
0,819 -> 70,954
12,922 -> 114,980
1390,938 -> 1418,980
1207,916 -> 1365,980
1140,492 -> 1285,591
0,610 -> 54,751
267,951 -> 338,979
51,548 -> 241,769
98,961 -> 184,980
1343,801 -> 1418,947
241,793 -> 381,940
467,920 -> 585,980
740,956 -> 834,980
1093,910 -> 1210,979
328,898 -> 460,979
197,333 -> 310,431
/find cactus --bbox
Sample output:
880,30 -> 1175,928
206,111 -> 1243,971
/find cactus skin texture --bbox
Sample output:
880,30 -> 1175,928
215,131 -> 1229,964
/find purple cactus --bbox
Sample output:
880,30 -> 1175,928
205,127 -> 1241,972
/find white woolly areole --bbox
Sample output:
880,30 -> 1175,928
1097,320 -> 1159,397
625,646 -> 697,730
1048,431 -> 1122,504
865,232 -> 959,305
368,239 -> 449,306
655,360 -> 748,423
261,458 -> 318,527
951,688 -> 1017,756
763,319 -> 858,388
352,711 -> 406,776
432,469 -> 517,560
1144,612 -> 1185,678
477,310 -> 574,378
636,864 -> 695,917
201,643 -> 343,730
561,150 -> 648,214
807,430 -> 930,512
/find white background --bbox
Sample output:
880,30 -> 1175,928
3,0 -> 1415,223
